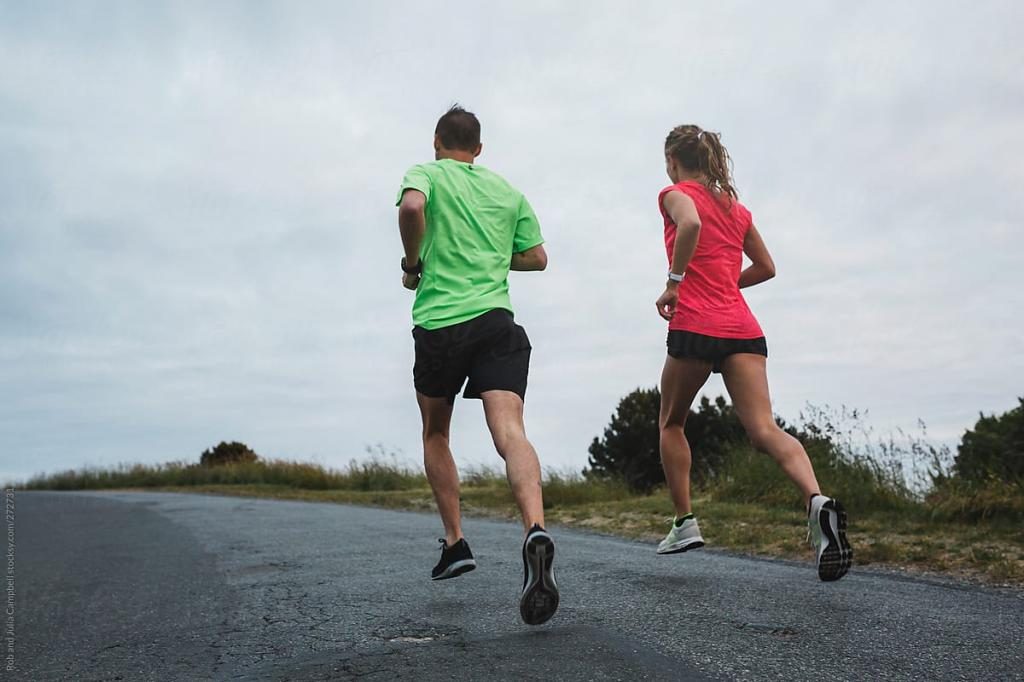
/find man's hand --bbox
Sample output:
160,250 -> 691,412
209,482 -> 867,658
656,282 -> 678,321
402,272 -> 420,290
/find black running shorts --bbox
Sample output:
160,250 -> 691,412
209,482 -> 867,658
413,309 -> 531,404
666,329 -> 768,374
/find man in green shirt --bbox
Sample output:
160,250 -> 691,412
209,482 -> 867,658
396,105 -> 558,626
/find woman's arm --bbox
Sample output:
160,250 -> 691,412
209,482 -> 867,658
655,190 -> 702,320
738,224 -> 776,289
664,191 -> 702,276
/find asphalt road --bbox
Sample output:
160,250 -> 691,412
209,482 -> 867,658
13,491 -> 1024,681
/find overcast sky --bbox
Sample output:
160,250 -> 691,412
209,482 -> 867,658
2,1 -> 1022,484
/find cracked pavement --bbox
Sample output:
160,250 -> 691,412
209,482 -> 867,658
15,491 -> 1024,681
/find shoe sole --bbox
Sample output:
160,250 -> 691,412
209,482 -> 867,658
656,538 -> 705,555
520,532 -> 559,626
817,499 -> 853,582
432,559 -> 477,581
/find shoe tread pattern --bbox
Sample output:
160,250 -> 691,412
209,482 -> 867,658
520,534 -> 559,625
818,499 -> 853,582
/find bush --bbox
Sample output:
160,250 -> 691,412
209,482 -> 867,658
586,387 -> 661,492
708,405 -> 949,512
953,398 -> 1024,483
22,455 -> 427,492
344,458 -> 424,491
541,470 -> 633,508
200,441 -> 260,467
927,477 -> 1024,521
683,395 -> 747,481
585,387 -> 938,511
585,389 -> 747,493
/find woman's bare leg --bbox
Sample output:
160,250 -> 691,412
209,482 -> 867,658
659,356 -> 713,517
720,353 -> 820,501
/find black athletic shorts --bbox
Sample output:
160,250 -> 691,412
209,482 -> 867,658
412,309 -> 531,404
666,330 -> 768,374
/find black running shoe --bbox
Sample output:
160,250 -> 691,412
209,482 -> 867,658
520,524 -> 559,625
431,538 -> 477,581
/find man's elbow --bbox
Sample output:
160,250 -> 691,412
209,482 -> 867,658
534,250 -> 548,271
398,202 -> 424,222
763,262 -> 776,280
398,192 -> 426,220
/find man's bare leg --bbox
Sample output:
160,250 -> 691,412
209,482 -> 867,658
416,392 -> 462,545
480,390 -> 544,531
482,389 -> 558,624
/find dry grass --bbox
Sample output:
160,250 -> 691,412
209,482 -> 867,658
19,454 -> 1022,586
141,483 -> 1024,586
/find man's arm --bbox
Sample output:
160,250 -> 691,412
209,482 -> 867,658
398,189 -> 426,289
398,189 -> 426,265
738,225 -> 776,289
511,244 -> 547,271
655,190 -> 701,320
511,194 -> 545,272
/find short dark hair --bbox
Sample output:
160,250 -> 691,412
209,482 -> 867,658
435,105 -> 480,151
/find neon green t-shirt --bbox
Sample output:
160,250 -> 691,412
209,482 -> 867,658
396,159 -> 544,330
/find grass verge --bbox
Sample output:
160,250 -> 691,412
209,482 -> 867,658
122,479 -> 1024,587
19,458 -> 1023,586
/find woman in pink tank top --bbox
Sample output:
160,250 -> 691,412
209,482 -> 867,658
653,125 -> 852,582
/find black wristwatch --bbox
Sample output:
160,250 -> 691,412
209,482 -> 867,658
401,257 -> 423,275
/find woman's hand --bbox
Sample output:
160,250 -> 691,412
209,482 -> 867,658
656,281 -> 679,321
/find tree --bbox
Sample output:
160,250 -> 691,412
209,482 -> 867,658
586,388 -> 662,492
585,388 -> 746,492
200,441 -> 260,467
682,395 -> 747,482
953,398 -> 1024,482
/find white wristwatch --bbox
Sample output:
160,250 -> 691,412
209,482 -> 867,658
667,271 -> 684,283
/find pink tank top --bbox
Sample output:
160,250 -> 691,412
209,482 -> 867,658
658,181 -> 763,339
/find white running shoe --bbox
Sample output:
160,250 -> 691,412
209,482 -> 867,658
808,495 -> 853,581
656,516 -> 705,554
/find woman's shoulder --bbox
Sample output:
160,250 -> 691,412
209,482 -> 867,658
729,197 -> 752,223
659,181 -> 705,204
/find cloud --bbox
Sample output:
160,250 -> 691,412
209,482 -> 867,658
1,2 -> 1022,484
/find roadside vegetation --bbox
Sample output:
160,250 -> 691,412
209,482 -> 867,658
16,397 -> 1024,585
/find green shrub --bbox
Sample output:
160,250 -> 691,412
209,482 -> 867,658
705,405 -> 922,512
927,477 -> 1024,521
586,387 -> 662,492
682,395 -> 747,482
954,398 -> 1024,483
460,464 -> 506,488
541,471 -> 633,508
708,439 -> 917,512
200,441 -> 259,467
343,458 -> 425,491
22,454 -> 427,492
586,389 -> 747,493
